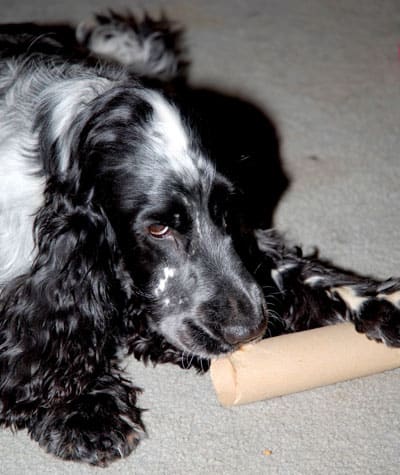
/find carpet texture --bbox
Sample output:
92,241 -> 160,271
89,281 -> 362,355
0,1 -> 399,474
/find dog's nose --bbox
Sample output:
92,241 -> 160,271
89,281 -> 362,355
222,318 -> 267,346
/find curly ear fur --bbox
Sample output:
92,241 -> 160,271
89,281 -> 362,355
0,178 -> 129,425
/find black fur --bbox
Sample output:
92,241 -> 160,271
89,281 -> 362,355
0,12 -> 398,467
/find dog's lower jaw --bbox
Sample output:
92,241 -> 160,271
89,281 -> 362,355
122,312 -> 209,371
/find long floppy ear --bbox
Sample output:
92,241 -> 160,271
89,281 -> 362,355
0,181 -> 129,425
0,86 -> 131,425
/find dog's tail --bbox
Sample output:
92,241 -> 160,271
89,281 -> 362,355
76,10 -> 187,81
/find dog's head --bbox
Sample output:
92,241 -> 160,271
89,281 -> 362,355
49,83 -> 268,357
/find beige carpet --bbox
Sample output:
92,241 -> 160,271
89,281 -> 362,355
1,1 -> 399,474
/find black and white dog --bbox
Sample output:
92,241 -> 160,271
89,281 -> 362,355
0,12 -> 399,466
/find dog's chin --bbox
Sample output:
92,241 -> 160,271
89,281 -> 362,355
173,336 -> 234,359
151,322 -> 235,359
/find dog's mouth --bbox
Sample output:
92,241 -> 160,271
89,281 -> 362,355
180,322 -> 235,357
157,318 -> 267,359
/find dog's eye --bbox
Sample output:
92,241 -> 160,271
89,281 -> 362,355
148,223 -> 171,238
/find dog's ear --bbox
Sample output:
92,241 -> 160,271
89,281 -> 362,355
0,186 -> 132,427
32,182 -> 125,335
0,115 -> 132,424
0,184 -> 128,413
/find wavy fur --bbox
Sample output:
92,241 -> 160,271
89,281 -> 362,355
0,12 -> 398,466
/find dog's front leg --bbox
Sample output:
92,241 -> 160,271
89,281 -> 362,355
0,293 -> 146,465
255,230 -> 400,346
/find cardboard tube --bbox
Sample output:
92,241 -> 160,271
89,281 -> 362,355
210,323 -> 400,407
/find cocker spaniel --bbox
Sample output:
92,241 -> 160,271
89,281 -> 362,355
0,11 -> 399,466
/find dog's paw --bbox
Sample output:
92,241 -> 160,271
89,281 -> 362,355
357,298 -> 400,347
333,283 -> 400,347
29,389 -> 145,466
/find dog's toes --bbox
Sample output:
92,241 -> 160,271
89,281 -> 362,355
356,297 -> 400,347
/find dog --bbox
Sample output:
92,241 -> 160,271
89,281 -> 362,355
0,12 -> 399,466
